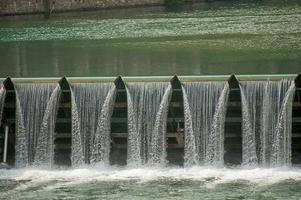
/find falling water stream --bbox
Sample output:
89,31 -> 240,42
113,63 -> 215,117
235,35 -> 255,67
15,83 -> 60,168
33,86 -> 61,167
71,83 -> 116,166
240,80 -> 296,167
126,82 -> 172,166
182,82 -> 229,167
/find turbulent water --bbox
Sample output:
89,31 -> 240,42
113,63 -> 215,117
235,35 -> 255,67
182,82 -> 229,167
240,80 -> 295,167
71,83 -> 116,166
15,83 -> 60,167
126,82 -> 172,166
1,167 -> 301,200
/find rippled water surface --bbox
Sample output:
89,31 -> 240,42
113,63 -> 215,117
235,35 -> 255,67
0,1 -> 300,77
1,167 -> 301,199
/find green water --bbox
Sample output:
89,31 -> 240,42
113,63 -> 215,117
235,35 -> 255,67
1,1 -> 301,199
0,1 -> 300,77
2,179 -> 301,200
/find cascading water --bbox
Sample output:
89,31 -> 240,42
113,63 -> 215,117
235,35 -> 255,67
182,82 -> 229,167
240,80 -> 295,167
15,83 -> 60,168
71,83 -> 116,166
0,84 -> 6,128
3,78 -> 297,169
126,82 -> 172,167
34,86 -> 61,167
149,84 -> 172,165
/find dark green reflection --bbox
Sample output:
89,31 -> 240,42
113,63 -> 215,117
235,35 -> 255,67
0,38 -> 300,77
0,0 -> 300,77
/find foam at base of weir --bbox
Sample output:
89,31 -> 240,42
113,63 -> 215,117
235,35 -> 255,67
1,166 -> 301,187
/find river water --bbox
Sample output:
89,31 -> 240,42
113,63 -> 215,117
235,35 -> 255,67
1,1 -> 301,199
0,0 -> 300,77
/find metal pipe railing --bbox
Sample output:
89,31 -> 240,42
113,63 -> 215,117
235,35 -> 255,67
2,126 -> 9,164
0,126 -> 9,169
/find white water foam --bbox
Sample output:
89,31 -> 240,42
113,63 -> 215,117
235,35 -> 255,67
1,166 -> 301,188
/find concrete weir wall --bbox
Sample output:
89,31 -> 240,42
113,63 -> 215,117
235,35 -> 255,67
0,0 -> 165,15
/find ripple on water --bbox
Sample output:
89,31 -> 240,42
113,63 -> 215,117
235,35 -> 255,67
0,3 -> 301,42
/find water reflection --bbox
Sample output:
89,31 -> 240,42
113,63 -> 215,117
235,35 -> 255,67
0,40 -> 300,77
0,0 -> 300,77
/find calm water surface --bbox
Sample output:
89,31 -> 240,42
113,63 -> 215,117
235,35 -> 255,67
0,1 -> 300,77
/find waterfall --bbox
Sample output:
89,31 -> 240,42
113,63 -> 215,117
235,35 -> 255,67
91,86 -> 116,165
0,84 -> 6,128
6,78 -> 296,169
240,80 -> 295,167
15,83 -> 59,168
33,86 -> 61,167
71,83 -> 116,166
182,82 -> 229,167
149,85 -> 172,166
126,82 -> 172,167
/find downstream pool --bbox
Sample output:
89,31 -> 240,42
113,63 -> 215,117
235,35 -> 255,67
1,167 -> 301,200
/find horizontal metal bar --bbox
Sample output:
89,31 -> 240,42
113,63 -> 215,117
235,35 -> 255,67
0,74 -> 298,83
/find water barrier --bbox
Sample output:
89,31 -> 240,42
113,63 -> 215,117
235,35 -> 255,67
0,74 -> 300,168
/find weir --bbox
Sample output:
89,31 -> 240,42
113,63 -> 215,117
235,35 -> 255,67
14,83 -> 60,167
240,80 -> 295,167
71,82 -> 116,165
182,81 -> 229,166
126,82 -> 172,166
0,74 -> 300,168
